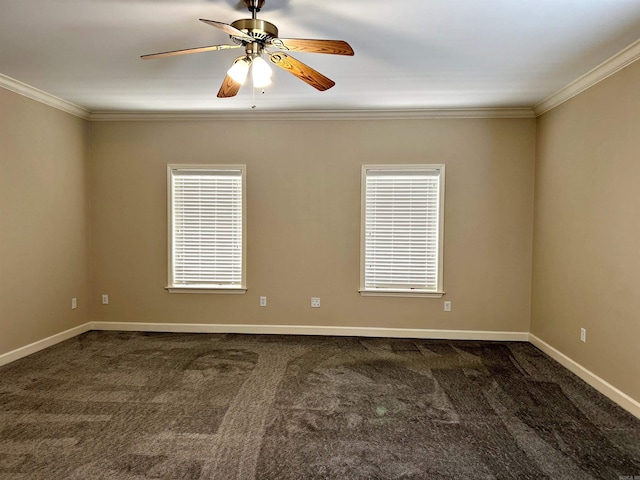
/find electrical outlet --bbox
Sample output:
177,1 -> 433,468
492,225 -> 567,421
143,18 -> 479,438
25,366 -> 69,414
260,296 -> 267,307
311,297 -> 321,308
71,298 -> 77,310
580,328 -> 586,343
102,294 -> 109,305
444,301 -> 452,312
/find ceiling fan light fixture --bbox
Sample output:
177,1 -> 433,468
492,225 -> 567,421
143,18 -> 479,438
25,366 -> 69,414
227,57 -> 250,85
251,55 -> 272,88
142,0 -> 354,98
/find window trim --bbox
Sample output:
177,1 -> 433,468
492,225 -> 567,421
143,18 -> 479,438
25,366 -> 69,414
166,164 -> 247,294
359,164 -> 445,298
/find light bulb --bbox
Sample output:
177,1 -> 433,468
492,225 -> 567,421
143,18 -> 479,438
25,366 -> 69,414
251,56 -> 272,88
227,58 -> 250,85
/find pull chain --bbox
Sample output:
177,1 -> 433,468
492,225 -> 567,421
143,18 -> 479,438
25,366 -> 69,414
251,74 -> 256,109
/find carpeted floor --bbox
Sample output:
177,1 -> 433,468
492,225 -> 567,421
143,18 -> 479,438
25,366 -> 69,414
0,332 -> 639,479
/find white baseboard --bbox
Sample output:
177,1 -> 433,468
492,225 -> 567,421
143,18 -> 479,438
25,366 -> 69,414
0,322 -> 92,367
529,334 -> 640,419
0,323 -> 528,368
3,323 -> 637,419
89,321 -> 529,341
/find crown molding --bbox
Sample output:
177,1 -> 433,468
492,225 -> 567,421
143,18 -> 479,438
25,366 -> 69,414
0,73 -> 534,120
0,73 -> 533,120
0,73 -> 536,122
88,107 -> 535,122
534,39 -> 640,116
6,34 -> 639,122
0,74 -> 90,120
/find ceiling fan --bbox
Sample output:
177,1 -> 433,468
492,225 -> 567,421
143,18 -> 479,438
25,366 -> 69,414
141,0 -> 354,98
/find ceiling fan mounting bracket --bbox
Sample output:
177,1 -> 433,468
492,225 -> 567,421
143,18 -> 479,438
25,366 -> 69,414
243,0 -> 266,15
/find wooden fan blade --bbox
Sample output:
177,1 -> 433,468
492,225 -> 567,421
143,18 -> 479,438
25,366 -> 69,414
218,57 -> 244,97
141,44 -> 241,60
217,74 -> 242,98
199,19 -> 254,42
270,38 -> 354,56
268,52 -> 335,91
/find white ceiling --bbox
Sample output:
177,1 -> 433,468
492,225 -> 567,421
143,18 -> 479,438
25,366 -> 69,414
1,0 -> 639,114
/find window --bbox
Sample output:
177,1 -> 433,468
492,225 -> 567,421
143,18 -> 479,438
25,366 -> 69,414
167,165 -> 246,293
360,165 -> 445,297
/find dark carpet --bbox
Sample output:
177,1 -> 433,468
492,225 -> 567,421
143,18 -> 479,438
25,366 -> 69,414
0,331 -> 639,479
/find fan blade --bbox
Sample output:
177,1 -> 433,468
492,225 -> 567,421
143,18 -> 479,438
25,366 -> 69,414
199,19 -> 254,42
217,74 -> 242,98
270,38 -> 354,56
218,57 -> 244,97
268,52 -> 335,91
141,44 -> 241,60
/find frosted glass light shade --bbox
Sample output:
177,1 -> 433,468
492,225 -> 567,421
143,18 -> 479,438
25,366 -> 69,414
227,58 -> 250,85
251,56 -> 272,88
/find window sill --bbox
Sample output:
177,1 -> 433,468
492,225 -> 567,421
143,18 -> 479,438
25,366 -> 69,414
359,289 -> 445,298
166,287 -> 247,294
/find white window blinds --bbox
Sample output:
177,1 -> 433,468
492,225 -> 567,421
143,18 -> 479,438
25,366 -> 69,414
362,165 -> 444,294
169,166 -> 245,289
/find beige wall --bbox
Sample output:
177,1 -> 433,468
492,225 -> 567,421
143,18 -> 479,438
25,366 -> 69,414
90,118 -> 535,332
3,57 -> 637,407
532,60 -> 640,401
0,89 -> 91,355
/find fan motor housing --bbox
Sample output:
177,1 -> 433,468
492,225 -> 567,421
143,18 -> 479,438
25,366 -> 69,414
231,18 -> 278,43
